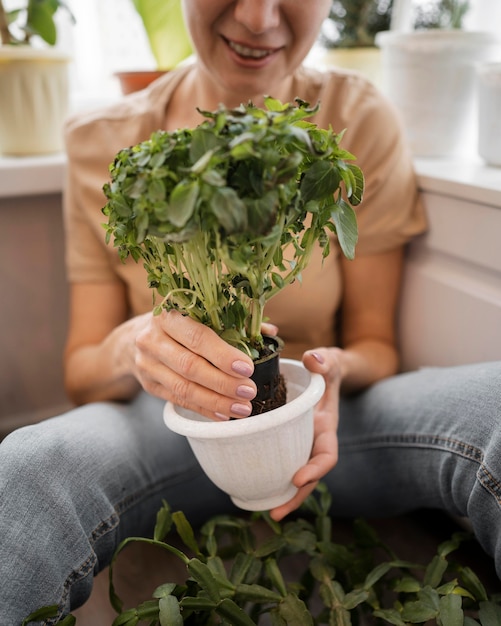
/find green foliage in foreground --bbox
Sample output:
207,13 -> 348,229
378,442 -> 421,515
24,485 -> 501,625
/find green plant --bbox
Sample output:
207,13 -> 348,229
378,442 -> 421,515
320,0 -> 393,48
103,98 -> 362,359
320,0 -> 471,50
23,484 -> 501,625
130,0 -> 192,70
0,0 -> 73,46
414,0 -> 471,30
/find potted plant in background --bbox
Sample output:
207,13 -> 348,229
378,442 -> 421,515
103,97 -> 363,510
0,0 -> 74,155
115,0 -> 192,95
318,0 -> 393,87
376,0 -> 501,157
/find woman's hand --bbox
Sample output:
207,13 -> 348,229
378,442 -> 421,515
269,347 -> 342,521
135,309 -> 257,421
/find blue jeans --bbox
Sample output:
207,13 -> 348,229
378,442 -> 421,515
1,361 -> 501,625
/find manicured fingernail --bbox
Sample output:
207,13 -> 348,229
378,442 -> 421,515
232,360 -> 253,377
215,412 -> 230,421
236,385 -> 256,400
311,351 -> 325,364
230,403 -> 252,417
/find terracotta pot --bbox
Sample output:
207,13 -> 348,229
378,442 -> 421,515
163,359 -> 325,511
114,70 -> 167,95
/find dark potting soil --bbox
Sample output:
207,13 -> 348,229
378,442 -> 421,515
250,372 -> 287,415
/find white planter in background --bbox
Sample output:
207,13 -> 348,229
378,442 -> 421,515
0,47 -> 70,156
321,47 -> 383,89
477,63 -> 501,167
163,359 -> 325,512
376,31 -> 501,158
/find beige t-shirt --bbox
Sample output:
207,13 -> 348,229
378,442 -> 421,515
63,64 -> 426,360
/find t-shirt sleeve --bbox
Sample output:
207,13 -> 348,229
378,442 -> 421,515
62,85 -> 167,285
63,117 -> 119,284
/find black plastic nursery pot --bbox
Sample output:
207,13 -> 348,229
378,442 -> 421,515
250,336 -> 287,415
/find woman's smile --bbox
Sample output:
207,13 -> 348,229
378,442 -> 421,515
222,35 -> 282,67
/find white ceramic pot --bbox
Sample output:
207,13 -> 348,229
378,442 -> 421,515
163,359 -> 325,511
477,63 -> 501,167
376,31 -> 501,157
0,47 -> 70,155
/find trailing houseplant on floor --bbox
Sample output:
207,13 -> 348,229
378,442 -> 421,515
0,0 -> 74,154
102,97 -> 362,510
22,484 -> 501,625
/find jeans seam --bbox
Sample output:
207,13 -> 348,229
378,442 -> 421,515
341,433 -> 483,463
50,464 -> 201,624
477,464 -> 501,507
341,432 -> 501,508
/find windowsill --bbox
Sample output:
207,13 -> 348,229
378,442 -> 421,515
414,157 -> 501,209
0,152 -> 500,208
0,152 -> 66,198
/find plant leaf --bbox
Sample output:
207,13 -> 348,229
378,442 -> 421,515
278,593 -> 314,626
235,583 -> 283,603
26,0 -> 57,44
343,588 -> 369,610
173,510 -> 201,555
159,595 -> 182,626
153,583 -> 177,598
424,555 -> 448,588
187,558 -> 221,602
461,566 -> 489,602
300,161 -> 341,204
363,562 -> 392,589
401,600 -> 438,623
346,164 -> 364,205
479,600 -> 501,626
211,187 -> 248,233
438,593 -> 463,626
168,180 -> 199,228
216,598 -> 257,626
21,605 -> 59,626
330,199 -> 358,260
153,501 -> 172,542
131,0 -> 192,69
373,608 -> 407,626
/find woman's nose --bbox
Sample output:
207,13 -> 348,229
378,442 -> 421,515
234,0 -> 281,34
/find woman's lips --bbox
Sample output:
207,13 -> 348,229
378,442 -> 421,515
223,36 -> 281,65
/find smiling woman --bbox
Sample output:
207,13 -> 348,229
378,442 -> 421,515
3,0 -> 501,624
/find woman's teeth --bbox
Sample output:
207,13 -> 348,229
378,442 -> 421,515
228,40 -> 273,59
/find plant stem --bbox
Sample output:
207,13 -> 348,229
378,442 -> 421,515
0,1 -> 14,45
248,297 -> 264,345
183,232 -> 223,331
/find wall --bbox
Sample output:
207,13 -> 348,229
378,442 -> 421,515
398,158 -> 501,371
0,157 -> 70,439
